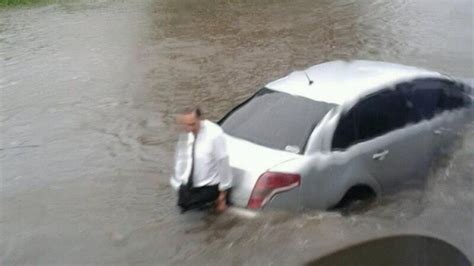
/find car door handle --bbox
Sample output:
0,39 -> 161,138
434,127 -> 452,135
372,150 -> 389,161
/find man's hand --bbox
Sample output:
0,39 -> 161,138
216,191 -> 227,213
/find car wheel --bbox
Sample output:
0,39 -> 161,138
331,185 -> 376,213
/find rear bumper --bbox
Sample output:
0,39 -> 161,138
227,207 -> 259,218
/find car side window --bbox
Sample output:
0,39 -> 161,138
332,89 -> 410,150
397,79 -> 442,121
331,108 -> 357,150
438,80 -> 471,111
399,78 -> 471,121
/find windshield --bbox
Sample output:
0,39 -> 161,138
220,88 -> 336,154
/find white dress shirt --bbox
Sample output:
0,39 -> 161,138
170,120 -> 232,191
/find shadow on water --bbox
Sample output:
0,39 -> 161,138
306,235 -> 471,266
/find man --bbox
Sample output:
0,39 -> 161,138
170,107 -> 232,213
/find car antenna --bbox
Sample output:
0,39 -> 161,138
304,71 -> 314,86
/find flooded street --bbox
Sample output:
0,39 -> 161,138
1,0 -> 473,265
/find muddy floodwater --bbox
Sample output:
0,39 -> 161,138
1,0 -> 473,265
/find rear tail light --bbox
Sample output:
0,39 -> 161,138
247,172 -> 301,209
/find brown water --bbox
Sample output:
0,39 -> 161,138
0,0 -> 473,265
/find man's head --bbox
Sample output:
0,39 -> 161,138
176,107 -> 202,135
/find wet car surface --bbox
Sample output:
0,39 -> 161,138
1,0 -> 473,265
220,61 -> 473,210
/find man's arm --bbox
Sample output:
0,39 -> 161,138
213,133 -> 232,211
170,133 -> 192,191
214,133 -> 233,191
217,156 -> 232,191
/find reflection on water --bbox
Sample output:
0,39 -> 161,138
1,0 -> 473,264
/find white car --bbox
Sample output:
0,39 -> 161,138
219,60 -> 472,210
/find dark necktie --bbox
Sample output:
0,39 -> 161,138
187,138 -> 196,189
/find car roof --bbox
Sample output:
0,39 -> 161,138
265,60 -> 444,105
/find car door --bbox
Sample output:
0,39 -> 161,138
405,78 -> 472,156
332,87 -> 431,192
433,79 -> 472,148
395,80 -> 441,179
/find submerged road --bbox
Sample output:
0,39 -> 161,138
1,0 -> 473,264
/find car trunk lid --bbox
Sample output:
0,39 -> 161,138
225,134 -> 300,207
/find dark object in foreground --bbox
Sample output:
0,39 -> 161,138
306,234 -> 471,266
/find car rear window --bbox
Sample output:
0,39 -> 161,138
219,88 -> 336,154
